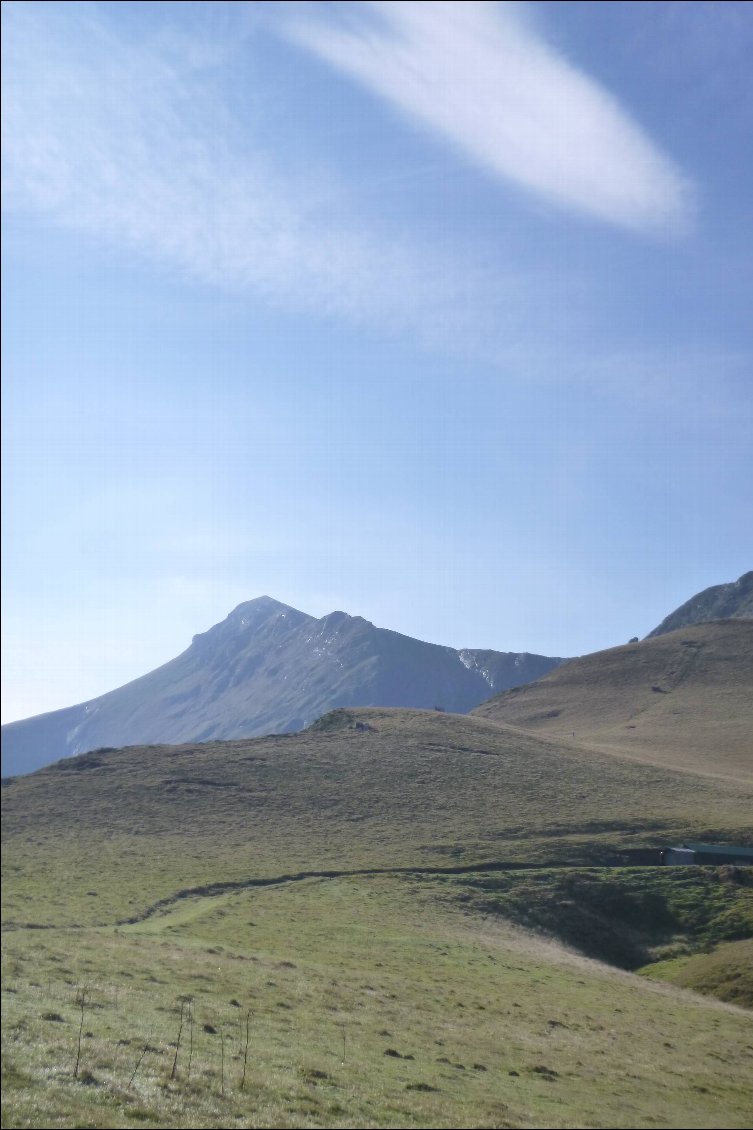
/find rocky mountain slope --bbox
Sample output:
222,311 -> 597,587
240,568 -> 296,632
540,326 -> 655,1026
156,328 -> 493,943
647,570 -> 753,637
1,596 -> 563,776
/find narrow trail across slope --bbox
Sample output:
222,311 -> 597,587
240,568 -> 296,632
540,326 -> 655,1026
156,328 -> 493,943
115,853 -> 671,928
2,860 -> 542,932
116,861 -> 539,926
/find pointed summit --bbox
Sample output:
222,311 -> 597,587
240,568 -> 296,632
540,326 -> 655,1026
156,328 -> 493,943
1,598 -> 563,776
192,597 -> 313,647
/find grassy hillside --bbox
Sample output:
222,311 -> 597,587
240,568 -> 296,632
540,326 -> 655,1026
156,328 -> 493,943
4,873 -> 753,1129
472,621 -> 753,783
4,707 -> 751,929
3,708 -> 752,1127
643,937 -> 753,1007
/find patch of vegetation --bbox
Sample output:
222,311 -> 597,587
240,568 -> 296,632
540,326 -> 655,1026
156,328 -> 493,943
454,865 -> 753,970
643,937 -> 753,1007
308,708 -> 377,734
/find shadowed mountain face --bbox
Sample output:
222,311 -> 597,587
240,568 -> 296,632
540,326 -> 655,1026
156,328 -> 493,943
472,621 -> 753,784
1,596 -> 563,776
647,571 -> 753,637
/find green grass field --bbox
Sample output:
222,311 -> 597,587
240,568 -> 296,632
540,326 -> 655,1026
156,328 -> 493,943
643,937 -> 753,1005
3,708 -> 752,1127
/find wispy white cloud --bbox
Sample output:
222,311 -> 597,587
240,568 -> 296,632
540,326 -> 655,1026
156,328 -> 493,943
0,0 -> 712,399
1,0 -> 542,356
286,0 -> 695,233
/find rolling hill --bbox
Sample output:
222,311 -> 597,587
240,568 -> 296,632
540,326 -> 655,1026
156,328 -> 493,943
6,705 -> 751,928
472,620 -> 753,783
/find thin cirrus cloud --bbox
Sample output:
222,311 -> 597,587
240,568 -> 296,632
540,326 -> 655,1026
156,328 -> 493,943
2,0 -> 695,379
1,1 -> 531,355
286,0 -> 696,234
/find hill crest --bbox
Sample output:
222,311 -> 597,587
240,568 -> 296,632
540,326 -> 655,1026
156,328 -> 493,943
472,620 -> 753,784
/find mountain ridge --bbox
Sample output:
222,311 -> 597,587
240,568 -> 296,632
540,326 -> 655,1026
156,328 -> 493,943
647,570 -> 753,637
6,570 -> 751,779
1,596 -> 564,776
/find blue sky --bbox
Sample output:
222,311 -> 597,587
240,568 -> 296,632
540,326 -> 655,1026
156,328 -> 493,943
2,0 -> 751,723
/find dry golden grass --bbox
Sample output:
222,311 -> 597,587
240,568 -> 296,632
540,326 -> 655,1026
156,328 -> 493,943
473,621 -> 753,784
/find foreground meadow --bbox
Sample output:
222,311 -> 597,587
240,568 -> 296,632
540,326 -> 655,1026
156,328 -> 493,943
3,709 -> 752,1127
3,875 -> 753,1130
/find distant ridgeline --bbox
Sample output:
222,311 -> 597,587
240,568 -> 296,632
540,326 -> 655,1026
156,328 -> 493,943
1,596 -> 564,776
4,570 -> 751,779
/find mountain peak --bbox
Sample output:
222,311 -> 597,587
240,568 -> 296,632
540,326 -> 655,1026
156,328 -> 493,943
191,596 -> 312,649
2,598 -> 563,775
228,595 -> 303,619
